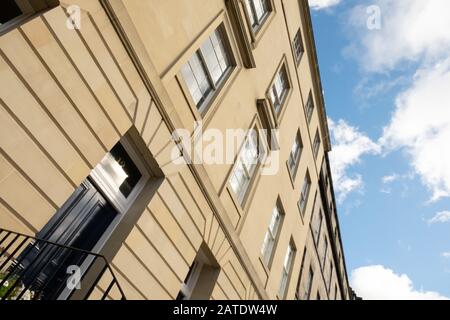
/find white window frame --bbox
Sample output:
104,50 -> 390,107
293,28 -> 304,65
261,203 -> 284,267
181,24 -> 234,114
288,131 -> 302,178
298,171 -> 311,215
278,242 -> 296,299
269,65 -> 289,115
245,0 -> 270,32
90,138 -> 150,215
229,127 -> 265,205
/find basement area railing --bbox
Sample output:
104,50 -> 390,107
0,228 -> 125,300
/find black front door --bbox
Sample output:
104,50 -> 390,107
17,179 -> 118,300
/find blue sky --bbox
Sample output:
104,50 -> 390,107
309,0 -> 450,299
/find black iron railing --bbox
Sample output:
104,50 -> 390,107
0,228 -> 126,300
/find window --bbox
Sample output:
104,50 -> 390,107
313,130 -> 321,158
1,0 -> 56,27
298,171 -> 311,215
278,242 -> 296,299
321,236 -> 328,268
257,99 -> 279,150
90,140 -> 149,213
303,267 -> 314,300
312,209 -> 323,246
245,0 -> 270,32
293,29 -> 304,64
229,128 -> 265,205
177,245 -> 220,300
328,262 -> 334,292
0,0 -> 23,24
269,64 -> 290,116
305,93 -> 315,123
181,25 -> 233,113
261,202 -> 284,267
288,131 -> 303,178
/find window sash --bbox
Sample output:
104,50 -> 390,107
246,0 -> 270,30
288,135 -> 302,174
299,175 -> 311,213
313,132 -> 321,156
181,26 -> 232,111
306,95 -> 314,122
270,67 -> 289,115
293,31 -> 304,63
230,130 -> 262,204
279,245 -> 295,298
200,29 -> 230,85
261,206 -> 282,266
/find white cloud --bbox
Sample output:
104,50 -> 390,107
351,265 -> 448,300
328,119 -> 380,203
381,59 -> 450,202
309,0 -> 341,11
382,174 -> 399,184
441,252 -> 450,258
428,211 -> 450,225
347,0 -> 450,73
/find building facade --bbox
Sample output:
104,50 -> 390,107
0,0 -> 351,300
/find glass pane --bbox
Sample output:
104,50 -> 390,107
299,194 -> 306,212
201,38 -> 222,84
182,54 -> 212,107
242,131 -> 258,172
181,64 -> 202,105
254,0 -> 268,22
230,173 -> 241,195
269,206 -> 281,234
279,271 -> 288,297
307,98 -> 314,121
274,75 -> 283,99
229,130 -> 260,204
245,0 -> 257,27
190,53 -> 212,96
231,164 -> 244,192
0,0 -> 23,24
284,246 -> 293,269
261,232 -> 270,255
100,143 -> 142,198
264,236 -> 275,265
